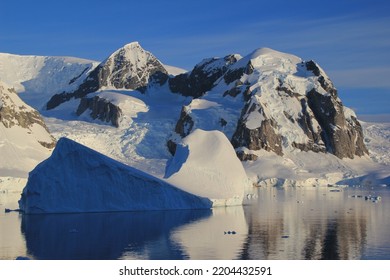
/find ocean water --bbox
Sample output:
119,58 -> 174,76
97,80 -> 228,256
1,186 -> 389,260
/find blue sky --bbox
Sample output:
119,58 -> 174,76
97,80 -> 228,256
1,0 -> 389,117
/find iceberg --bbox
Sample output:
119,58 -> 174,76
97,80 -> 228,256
19,138 -> 212,214
165,129 -> 250,206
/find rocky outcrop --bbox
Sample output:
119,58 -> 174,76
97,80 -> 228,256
232,114 -> 284,157
167,106 -> 195,155
47,42 -> 168,109
232,57 -> 367,159
0,82 -> 56,149
306,88 -> 368,158
168,54 -> 240,98
76,96 -> 122,127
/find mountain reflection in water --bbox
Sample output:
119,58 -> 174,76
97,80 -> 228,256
18,187 -> 390,260
240,187 -> 389,260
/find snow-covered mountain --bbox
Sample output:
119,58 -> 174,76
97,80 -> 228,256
169,48 -> 368,160
46,42 -> 168,112
0,81 -> 55,177
1,42 -> 388,194
0,53 -> 97,109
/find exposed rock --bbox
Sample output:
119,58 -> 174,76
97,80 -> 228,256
223,67 -> 245,85
306,60 -> 337,96
0,82 -> 56,149
294,98 -> 326,153
167,106 -> 195,155
236,151 -> 258,161
169,54 -> 240,98
232,117 -> 283,156
305,60 -> 321,76
307,88 -> 368,158
167,139 -> 177,156
76,96 -> 122,127
174,106 -> 194,137
224,60 -> 254,84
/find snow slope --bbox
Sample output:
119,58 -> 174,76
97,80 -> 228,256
0,81 -> 54,177
0,53 -> 97,109
45,83 -> 191,178
165,129 -> 250,206
19,137 -> 212,214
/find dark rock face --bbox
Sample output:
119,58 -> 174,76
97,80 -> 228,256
46,42 -> 168,110
236,151 -> 258,161
167,106 -> 195,155
232,117 -> 283,157
169,55 -> 239,98
76,96 -> 122,127
294,98 -> 326,153
174,106 -> 194,138
224,61 -> 254,85
307,88 -> 368,158
302,61 -> 368,158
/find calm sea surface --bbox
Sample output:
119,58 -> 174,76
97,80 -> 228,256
1,186 -> 389,260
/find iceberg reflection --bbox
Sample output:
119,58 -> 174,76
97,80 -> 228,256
21,209 -> 211,260
171,206 -> 248,259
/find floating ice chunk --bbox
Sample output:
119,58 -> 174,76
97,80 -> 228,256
165,129 -> 251,206
19,138 -> 212,214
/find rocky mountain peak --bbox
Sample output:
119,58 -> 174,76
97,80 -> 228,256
46,42 -> 168,110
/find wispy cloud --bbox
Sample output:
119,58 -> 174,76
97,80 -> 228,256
151,15 -> 390,90
329,67 -> 390,88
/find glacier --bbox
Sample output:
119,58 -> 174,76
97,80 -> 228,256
19,137 -> 212,214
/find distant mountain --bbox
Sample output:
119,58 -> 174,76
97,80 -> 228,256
0,81 -> 56,177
